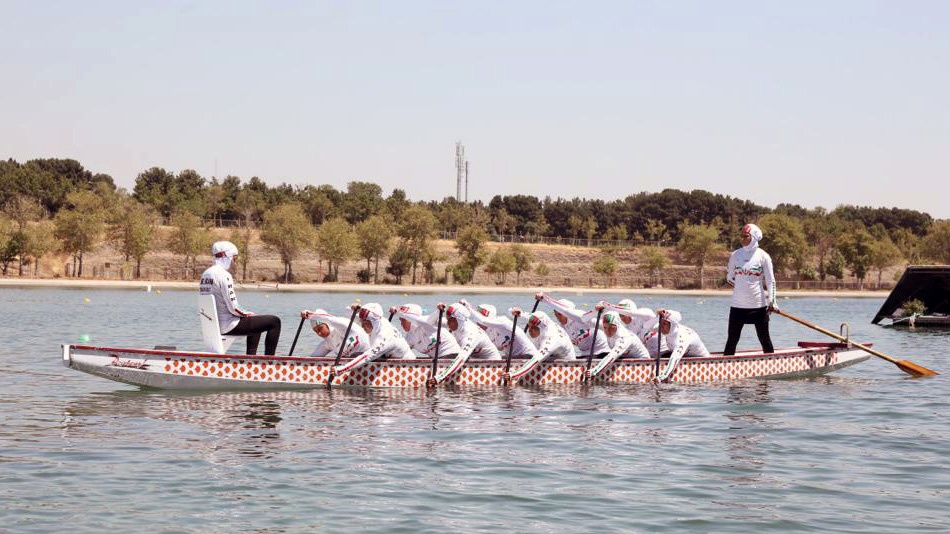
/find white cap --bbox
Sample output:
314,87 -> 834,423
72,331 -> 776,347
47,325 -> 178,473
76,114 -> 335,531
212,241 -> 239,258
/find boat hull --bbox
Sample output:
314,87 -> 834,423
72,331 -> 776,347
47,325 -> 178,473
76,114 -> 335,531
63,343 -> 871,390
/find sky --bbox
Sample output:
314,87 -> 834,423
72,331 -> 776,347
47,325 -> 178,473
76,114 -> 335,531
2,1 -> 948,218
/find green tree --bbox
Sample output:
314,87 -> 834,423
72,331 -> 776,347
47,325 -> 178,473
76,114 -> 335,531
454,224 -> 490,283
3,195 -> 46,275
485,247 -> 516,284
386,241 -> 412,284
510,243 -> 533,285
803,211 -> 848,281
53,191 -> 106,277
758,213 -> 809,277
314,217 -> 356,282
838,227 -> 875,288
592,253 -> 619,287
397,205 -> 438,284
228,227 -> 253,282
356,214 -> 394,284
826,249 -> 846,285
869,237 -> 903,289
167,210 -> 210,275
342,181 -> 385,224
640,246 -> 669,287
535,261 -> 550,282
0,215 -> 16,275
602,224 -> 629,243
676,223 -> 724,289
921,220 -> 950,264
110,198 -> 158,278
261,203 -> 316,283
22,220 -> 59,276
420,242 -> 446,284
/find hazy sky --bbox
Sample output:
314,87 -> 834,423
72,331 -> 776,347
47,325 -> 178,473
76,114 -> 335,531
2,1 -> 948,218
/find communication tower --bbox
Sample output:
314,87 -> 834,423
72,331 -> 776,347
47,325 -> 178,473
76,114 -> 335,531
455,141 -> 469,202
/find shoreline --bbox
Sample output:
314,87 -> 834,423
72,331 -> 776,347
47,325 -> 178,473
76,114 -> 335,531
0,277 -> 889,298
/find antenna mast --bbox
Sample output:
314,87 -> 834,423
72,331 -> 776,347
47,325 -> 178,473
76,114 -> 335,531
455,141 -> 469,202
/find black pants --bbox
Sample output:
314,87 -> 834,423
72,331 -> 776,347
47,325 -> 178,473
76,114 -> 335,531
226,315 -> 282,355
724,306 -> 773,356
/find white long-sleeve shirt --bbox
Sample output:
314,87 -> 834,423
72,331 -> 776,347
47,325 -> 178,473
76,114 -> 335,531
541,295 -> 610,356
656,316 -> 711,382
589,314 -> 652,377
304,309 -> 369,359
727,246 -> 776,309
461,301 -> 540,358
436,303 -> 502,383
199,264 -> 251,333
510,311 -> 575,381
394,306 -> 461,358
335,304 -> 414,374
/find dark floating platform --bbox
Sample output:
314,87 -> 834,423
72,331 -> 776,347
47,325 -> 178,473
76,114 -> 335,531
872,265 -> 950,327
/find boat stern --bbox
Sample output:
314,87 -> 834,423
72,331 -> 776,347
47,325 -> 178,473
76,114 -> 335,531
62,344 -> 72,368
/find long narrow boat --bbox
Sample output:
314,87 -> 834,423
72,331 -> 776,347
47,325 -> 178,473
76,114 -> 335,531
63,342 -> 870,390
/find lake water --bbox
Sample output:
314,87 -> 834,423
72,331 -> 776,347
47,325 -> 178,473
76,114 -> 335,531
1,287 -> 948,533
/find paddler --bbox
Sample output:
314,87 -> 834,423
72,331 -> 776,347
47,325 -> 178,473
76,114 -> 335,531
505,309 -> 575,383
724,223 -> 777,355
390,303 -> 461,361
199,240 -> 281,355
435,302 -> 501,384
599,299 -> 669,358
458,300 -> 540,360
586,308 -> 651,379
654,309 -> 710,382
332,303 -> 414,376
536,292 -> 610,359
299,308 -> 368,358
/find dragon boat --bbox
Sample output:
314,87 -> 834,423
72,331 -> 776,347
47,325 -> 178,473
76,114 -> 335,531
62,342 -> 870,390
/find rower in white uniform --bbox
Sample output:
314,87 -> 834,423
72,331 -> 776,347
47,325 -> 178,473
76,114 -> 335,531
654,309 -> 710,382
586,308 -> 651,379
536,293 -> 610,359
436,302 -> 501,383
506,309 -> 575,383
332,303 -> 413,376
299,308 -> 368,359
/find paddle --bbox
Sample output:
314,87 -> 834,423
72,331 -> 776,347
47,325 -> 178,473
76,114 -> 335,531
582,307 -> 604,383
426,307 -> 445,388
775,309 -> 938,377
655,312 -> 662,380
502,314 -> 521,386
288,316 -> 305,356
326,305 -> 360,388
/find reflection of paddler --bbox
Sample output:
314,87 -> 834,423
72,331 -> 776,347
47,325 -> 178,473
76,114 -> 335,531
300,308 -> 368,358
199,241 -> 281,355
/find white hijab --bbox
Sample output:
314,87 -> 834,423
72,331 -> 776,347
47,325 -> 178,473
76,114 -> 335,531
742,223 -> 763,253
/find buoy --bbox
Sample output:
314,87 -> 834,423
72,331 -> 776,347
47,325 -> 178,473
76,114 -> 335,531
83,297 -> 90,303
356,298 -> 362,302
78,334 -> 91,342
146,285 -> 151,292
156,290 -> 161,295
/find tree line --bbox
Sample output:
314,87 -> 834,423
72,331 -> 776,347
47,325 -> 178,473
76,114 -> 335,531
1,157 -> 948,287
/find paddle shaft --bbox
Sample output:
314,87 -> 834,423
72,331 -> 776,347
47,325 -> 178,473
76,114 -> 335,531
583,309 -> 604,381
775,309 -> 938,377
327,306 -> 360,387
655,318 -> 662,378
288,316 -> 306,356
503,315 -> 520,383
430,307 -> 444,384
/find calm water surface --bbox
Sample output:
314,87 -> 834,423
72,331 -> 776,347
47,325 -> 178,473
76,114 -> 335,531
0,288 -> 948,533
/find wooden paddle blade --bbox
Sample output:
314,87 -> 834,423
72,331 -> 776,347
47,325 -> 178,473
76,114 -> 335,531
896,359 -> 939,377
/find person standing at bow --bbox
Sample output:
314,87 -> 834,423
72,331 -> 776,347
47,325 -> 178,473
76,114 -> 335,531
199,241 -> 281,355
724,223 -> 777,355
